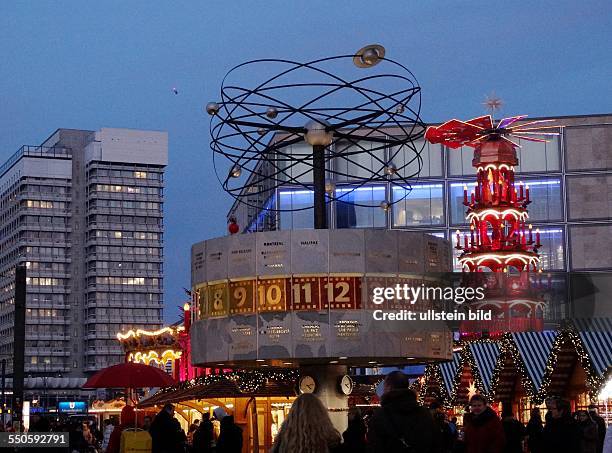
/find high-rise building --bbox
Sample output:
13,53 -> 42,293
0,128 -> 166,399
228,113 -> 612,272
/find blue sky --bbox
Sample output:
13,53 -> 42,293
1,0 -> 610,322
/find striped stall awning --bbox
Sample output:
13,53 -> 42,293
439,352 -> 462,395
573,318 -> 612,377
512,331 -> 558,392
469,341 -> 501,394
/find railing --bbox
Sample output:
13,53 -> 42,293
1,145 -> 72,178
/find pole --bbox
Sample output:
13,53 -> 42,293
1,359 -> 5,408
12,264 -> 26,429
312,144 -> 327,229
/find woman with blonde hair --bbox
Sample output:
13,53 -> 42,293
270,393 -> 342,453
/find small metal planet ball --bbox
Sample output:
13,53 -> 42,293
206,102 -> 220,115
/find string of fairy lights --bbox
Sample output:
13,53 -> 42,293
149,369 -> 301,399
421,327 -> 612,407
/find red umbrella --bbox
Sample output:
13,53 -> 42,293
82,362 -> 176,389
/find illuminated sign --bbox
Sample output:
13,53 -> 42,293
58,401 -> 87,413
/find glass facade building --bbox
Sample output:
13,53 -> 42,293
228,114 -> 612,272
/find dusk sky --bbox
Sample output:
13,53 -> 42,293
2,0 -> 610,322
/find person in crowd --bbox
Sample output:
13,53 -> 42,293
101,418 -> 114,452
68,420 -> 89,453
544,396 -> 560,425
31,415 -> 51,432
193,413 -> 214,452
526,407 -> 544,453
216,415 -> 243,453
187,422 -> 198,449
149,403 -> 179,453
435,411 -> 456,453
449,416 -> 458,438
501,407 -> 525,453
271,393 -> 341,453
366,370 -> 440,453
542,398 -> 580,453
172,417 -> 188,452
91,420 -> 103,446
588,404 -> 606,453
142,415 -> 152,431
342,407 -> 366,453
576,410 -> 599,453
463,394 -> 505,453
82,421 -> 95,447
106,405 -> 136,453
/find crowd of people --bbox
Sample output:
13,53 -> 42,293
0,402 -> 242,453
3,371 -> 612,453
102,403 -> 243,453
270,371 -> 612,453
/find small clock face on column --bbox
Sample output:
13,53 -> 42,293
338,375 -> 355,395
339,375 -> 354,395
299,375 -> 316,394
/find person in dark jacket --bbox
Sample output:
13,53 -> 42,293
366,370 -> 441,453
463,394 -> 505,453
192,413 -> 214,452
589,405 -> 606,453
172,417 -> 187,452
576,410 -> 599,453
434,411 -> 456,453
526,408 -> 544,453
542,398 -> 580,453
149,403 -> 179,453
215,415 -> 243,453
343,407 -> 366,453
501,407 -> 525,453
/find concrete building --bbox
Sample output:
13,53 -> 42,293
228,113 -> 612,272
0,128 -> 167,402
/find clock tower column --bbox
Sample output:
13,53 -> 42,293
299,364 -> 350,433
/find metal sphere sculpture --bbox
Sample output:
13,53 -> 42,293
208,44 -> 427,229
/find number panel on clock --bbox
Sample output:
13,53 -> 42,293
229,280 -> 255,315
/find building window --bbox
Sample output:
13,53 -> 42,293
334,185 -> 387,229
392,183 -> 444,227
334,141 -> 385,182
448,146 -> 476,176
279,143 -> 315,183
535,227 -> 565,270
389,140 -> 443,178
449,181 -> 475,226
522,178 -> 562,222
278,189 -> 315,229
514,135 -> 561,173
134,171 -> 147,179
